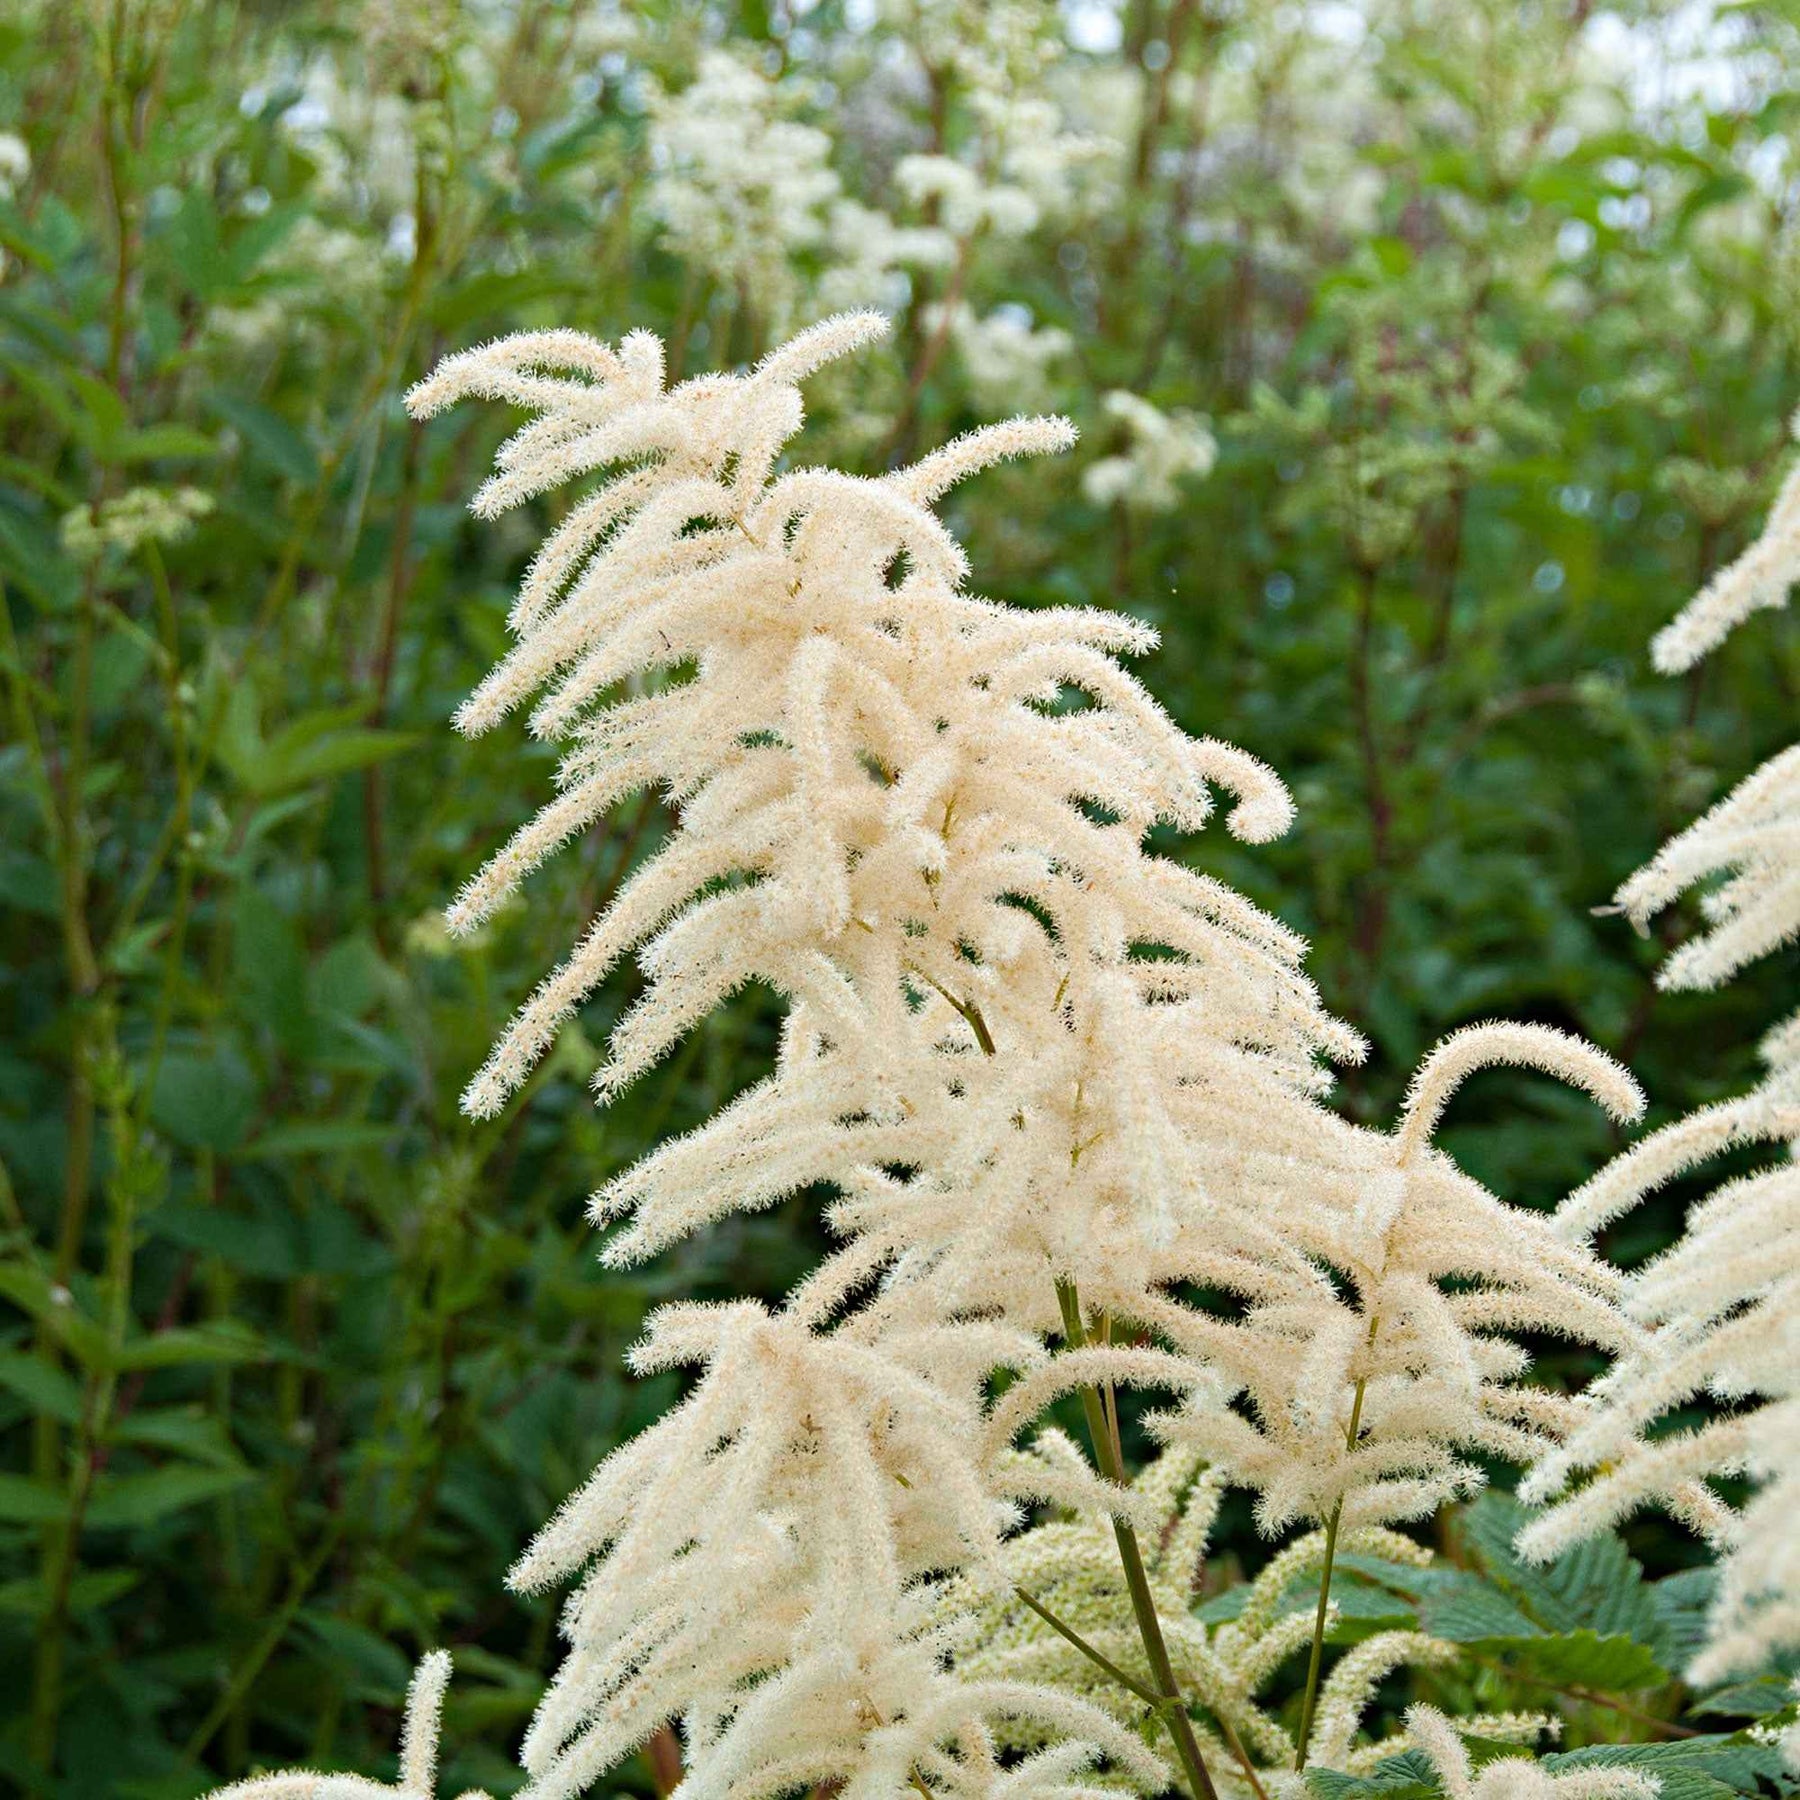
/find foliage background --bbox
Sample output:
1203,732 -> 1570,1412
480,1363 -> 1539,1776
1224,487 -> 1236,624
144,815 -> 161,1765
1,0 -> 1796,1795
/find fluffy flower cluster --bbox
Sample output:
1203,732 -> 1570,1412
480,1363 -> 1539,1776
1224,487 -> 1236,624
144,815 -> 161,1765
407,309 -> 1340,1797
646,52 -> 841,327
927,302 -> 1073,414
1156,1024 -> 1641,1537
1081,393 -> 1218,513
510,1301 -> 1165,1800
59,484 -> 214,562
401,314 -> 1652,1799
1522,415 -> 1800,1684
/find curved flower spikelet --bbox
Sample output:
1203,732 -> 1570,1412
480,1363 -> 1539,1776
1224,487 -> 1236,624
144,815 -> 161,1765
1649,414 -> 1800,675
1520,1107 -> 1800,1579
1612,744 -> 1800,1001
1153,1026 -> 1641,1535
1403,1707 -> 1658,1800
1524,414 -> 1800,1682
204,1653 -> 488,1800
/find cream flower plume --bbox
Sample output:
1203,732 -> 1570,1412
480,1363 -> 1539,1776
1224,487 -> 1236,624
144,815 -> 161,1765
1523,413 -> 1800,1683
1153,1024 -> 1641,1535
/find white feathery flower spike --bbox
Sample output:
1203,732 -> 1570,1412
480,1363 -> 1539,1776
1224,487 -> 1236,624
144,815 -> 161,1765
1153,1023 -> 1641,1537
1404,1706 -> 1658,1800
1522,407 -> 1800,1684
418,311 -> 1379,1799
204,1653 -> 487,1800
413,312 -> 1360,1343
1649,411 -> 1800,675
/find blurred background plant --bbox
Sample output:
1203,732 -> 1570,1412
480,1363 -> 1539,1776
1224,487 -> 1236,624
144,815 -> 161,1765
0,0 -> 1795,1795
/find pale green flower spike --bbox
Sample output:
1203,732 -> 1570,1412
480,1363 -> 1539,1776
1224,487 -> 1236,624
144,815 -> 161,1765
950,1444 -> 1556,1798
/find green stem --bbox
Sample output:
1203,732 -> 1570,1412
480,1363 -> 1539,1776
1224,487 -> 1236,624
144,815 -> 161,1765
181,1519 -> 347,1767
1056,1279 -> 1220,1800
1294,1315 -> 1380,1772
951,1001 -> 1217,1800
1013,1584 -> 1165,1709
1292,1500 -> 1342,1774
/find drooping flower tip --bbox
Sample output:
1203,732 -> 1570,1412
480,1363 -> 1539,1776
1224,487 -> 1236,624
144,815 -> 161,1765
1396,1022 -> 1643,1165
753,306 -> 891,385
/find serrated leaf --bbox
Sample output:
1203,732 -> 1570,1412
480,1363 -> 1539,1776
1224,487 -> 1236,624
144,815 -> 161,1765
1415,1570 -> 1545,1642
1689,1674 -> 1797,1719
1488,1629 -> 1670,1691
1652,1567 -> 1717,1673
1543,1732 -> 1791,1800
1307,1750 -> 1440,1800
1460,1492 -> 1663,1648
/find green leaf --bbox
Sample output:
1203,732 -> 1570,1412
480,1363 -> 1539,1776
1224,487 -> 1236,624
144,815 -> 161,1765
207,392 -> 320,485
112,1322 -> 274,1371
215,697 -> 419,796
1691,1675 -> 1798,1719
0,1262 -> 112,1369
0,1472 -> 67,1523
0,1566 -> 140,1619
0,1346 -> 84,1423
148,1046 -> 259,1152
1652,1566 -> 1718,1674
0,850 -> 60,918
256,724 -> 420,792
113,422 -> 220,463
1306,1750 -> 1439,1800
150,1198 -> 300,1280
1487,1629 -> 1670,1691
86,1464 -> 254,1529
108,1406 -> 242,1468
1413,1570 -> 1545,1642
242,1120 -> 396,1159
1459,1493 -> 1663,1648
1542,1734 -> 1792,1800
295,1609 -> 414,1700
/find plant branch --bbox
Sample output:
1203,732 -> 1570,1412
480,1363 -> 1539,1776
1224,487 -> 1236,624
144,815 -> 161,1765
1012,1585 -> 1165,1710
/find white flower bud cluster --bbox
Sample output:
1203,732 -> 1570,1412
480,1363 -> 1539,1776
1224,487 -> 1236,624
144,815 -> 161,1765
1081,393 -> 1217,513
